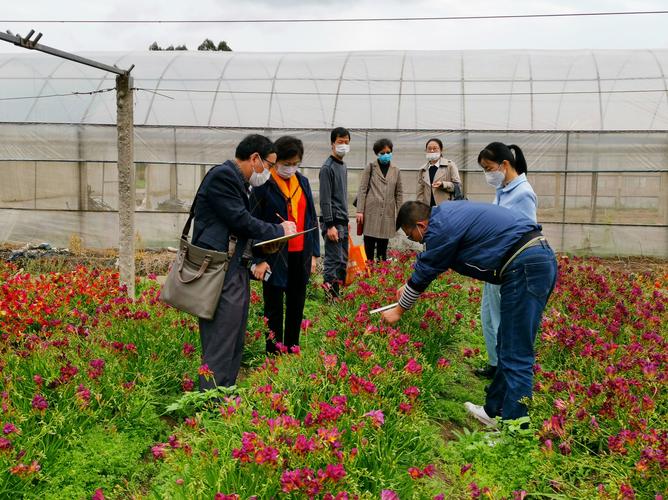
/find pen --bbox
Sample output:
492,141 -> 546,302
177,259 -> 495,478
276,213 -> 287,222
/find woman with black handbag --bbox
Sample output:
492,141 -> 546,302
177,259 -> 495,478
416,138 -> 465,206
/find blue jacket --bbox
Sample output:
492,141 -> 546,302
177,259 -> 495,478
249,172 -> 321,288
408,201 -> 541,292
494,173 -> 537,222
192,160 -> 283,277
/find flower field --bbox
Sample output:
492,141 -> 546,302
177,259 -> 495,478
0,253 -> 666,499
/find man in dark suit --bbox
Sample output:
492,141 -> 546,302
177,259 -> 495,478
192,134 -> 296,389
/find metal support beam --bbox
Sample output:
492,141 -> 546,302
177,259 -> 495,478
0,30 -> 133,76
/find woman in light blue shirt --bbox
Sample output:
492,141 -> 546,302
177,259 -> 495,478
475,142 -> 537,380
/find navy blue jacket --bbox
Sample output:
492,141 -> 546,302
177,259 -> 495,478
408,201 -> 541,292
192,160 -> 283,277
249,172 -> 321,288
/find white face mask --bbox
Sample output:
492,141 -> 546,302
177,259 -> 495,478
249,167 -> 271,187
334,144 -> 350,157
485,170 -> 505,188
277,164 -> 299,179
426,152 -> 440,162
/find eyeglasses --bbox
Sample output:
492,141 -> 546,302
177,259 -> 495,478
261,157 -> 276,169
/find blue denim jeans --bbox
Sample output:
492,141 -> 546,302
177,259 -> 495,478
484,241 -> 557,420
481,282 -> 501,367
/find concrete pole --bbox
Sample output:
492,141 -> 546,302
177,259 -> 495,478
116,74 -> 135,298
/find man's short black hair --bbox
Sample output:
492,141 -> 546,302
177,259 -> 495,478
373,138 -> 393,155
274,135 -> 304,162
235,134 -> 275,161
330,127 -> 351,144
396,201 -> 431,231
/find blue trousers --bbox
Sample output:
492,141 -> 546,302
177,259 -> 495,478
481,282 -> 501,367
484,242 -> 557,420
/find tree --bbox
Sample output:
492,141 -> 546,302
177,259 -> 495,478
148,42 -> 188,51
149,39 -> 232,51
197,38 -> 232,51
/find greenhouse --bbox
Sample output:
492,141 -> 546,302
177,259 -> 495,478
0,49 -> 666,256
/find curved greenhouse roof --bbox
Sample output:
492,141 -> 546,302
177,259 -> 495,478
1,49 -> 667,130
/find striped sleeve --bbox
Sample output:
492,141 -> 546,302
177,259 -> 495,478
398,283 -> 421,310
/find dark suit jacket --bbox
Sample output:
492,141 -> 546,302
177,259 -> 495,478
249,172 -> 320,288
192,160 -> 283,278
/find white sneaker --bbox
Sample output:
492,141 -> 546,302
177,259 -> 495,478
464,402 -> 498,428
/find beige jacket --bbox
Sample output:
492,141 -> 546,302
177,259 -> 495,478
415,158 -> 462,206
357,161 -> 404,239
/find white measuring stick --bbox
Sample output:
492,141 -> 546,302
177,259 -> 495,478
369,302 -> 399,314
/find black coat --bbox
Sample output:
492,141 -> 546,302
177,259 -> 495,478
249,172 -> 320,288
192,160 -> 283,277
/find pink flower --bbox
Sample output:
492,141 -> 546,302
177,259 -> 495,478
381,491 -> 400,500
151,444 -> 167,460
404,386 -> 420,399
437,358 -> 451,368
91,489 -> 105,500
198,364 -> 214,379
404,358 -> 423,375
364,409 -> 384,427
461,463 -> 472,475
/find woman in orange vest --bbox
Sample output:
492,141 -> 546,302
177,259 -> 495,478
249,136 -> 320,354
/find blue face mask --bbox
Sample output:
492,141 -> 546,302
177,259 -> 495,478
378,152 -> 392,164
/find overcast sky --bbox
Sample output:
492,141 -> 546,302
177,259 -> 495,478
1,0 -> 666,54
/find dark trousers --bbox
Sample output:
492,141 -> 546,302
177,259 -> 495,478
198,266 -> 250,390
262,252 -> 308,354
484,242 -> 557,420
363,235 -> 389,261
323,223 -> 348,296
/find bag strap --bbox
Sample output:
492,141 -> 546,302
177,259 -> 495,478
181,166 -> 219,240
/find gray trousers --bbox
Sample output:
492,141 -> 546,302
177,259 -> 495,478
322,223 -> 348,287
198,266 -> 250,390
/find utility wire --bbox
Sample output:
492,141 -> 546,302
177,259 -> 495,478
2,10 -> 668,24
0,87 -> 115,101
133,87 -> 667,97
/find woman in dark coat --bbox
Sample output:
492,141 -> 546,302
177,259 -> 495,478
249,136 -> 320,354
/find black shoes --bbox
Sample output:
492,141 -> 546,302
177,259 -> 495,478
474,365 -> 497,379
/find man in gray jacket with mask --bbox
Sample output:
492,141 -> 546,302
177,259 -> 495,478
319,127 -> 351,299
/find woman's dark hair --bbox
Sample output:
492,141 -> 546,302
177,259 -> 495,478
330,127 -> 351,144
425,138 -> 443,151
274,135 -> 304,162
477,142 -> 528,175
235,134 -> 275,161
373,138 -> 393,155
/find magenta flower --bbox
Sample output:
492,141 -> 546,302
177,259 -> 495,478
404,358 -> 423,375
182,343 -> 195,356
381,491 -> 400,500
91,489 -> 105,500
2,423 -> 17,435
31,394 -> 48,412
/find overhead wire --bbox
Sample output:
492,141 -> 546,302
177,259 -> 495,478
2,10 -> 668,23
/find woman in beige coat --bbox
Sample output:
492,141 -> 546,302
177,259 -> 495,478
416,138 -> 463,206
355,138 -> 404,261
